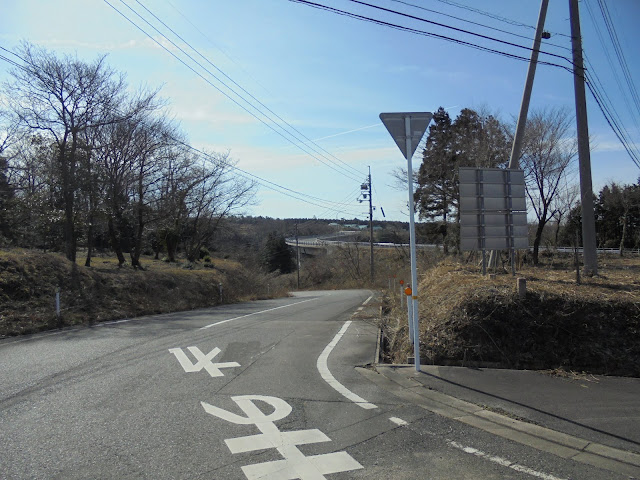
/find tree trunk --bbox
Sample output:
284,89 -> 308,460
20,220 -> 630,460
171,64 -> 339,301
532,220 -> 546,265
85,219 -> 93,267
619,211 -> 628,257
165,229 -> 179,262
108,217 -> 126,266
130,199 -> 145,269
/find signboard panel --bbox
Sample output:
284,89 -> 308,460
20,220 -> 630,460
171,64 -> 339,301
459,167 -> 528,252
460,212 -> 527,227
461,236 -> 529,251
459,196 -> 527,212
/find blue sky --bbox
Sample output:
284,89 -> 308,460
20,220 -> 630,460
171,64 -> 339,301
1,0 -> 639,222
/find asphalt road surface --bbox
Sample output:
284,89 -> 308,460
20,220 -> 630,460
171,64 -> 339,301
0,290 -> 630,479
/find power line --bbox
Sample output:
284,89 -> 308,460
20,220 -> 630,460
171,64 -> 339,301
388,0 -> 572,52
288,0 -> 575,74
594,0 -> 640,131
585,73 -> 640,169
118,0 -> 362,182
172,138 -> 365,216
0,42 -> 365,217
346,0 -> 575,66
104,0 -> 363,183
133,0 -> 363,179
583,0 -> 640,137
430,0 -> 571,38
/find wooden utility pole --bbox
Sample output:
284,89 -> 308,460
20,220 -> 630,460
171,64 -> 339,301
569,0 -> 598,276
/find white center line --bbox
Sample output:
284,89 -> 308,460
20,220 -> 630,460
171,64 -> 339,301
317,320 -> 377,410
389,417 -> 408,426
199,298 -> 317,330
447,441 -> 567,480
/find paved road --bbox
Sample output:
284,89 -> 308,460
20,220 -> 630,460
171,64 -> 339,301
0,290 -> 632,479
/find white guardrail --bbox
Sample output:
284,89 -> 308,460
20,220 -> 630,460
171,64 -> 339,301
285,236 -> 640,255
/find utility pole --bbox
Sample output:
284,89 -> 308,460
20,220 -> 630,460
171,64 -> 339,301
368,167 -> 374,284
508,0 -> 549,169
485,0 -> 550,273
295,222 -> 300,289
359,170 -> 374,284
569,0 -> 598,276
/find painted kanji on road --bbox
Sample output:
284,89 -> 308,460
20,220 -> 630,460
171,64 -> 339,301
169,346 -> 240,377
201,395 -> 363,479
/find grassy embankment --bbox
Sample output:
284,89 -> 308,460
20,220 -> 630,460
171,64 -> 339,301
0,248 -> 292,337
382,254 -> 640,376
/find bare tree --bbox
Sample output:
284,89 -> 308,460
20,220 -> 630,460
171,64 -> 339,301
519,107 -> 577,264
182,151 -> 257,262
552,182 -> 579,248
3,43 -> 155,262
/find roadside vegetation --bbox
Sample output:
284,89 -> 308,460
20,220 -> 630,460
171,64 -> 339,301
381,254 -> 640,377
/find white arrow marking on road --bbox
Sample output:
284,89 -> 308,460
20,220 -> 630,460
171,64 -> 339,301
169,346 -> 240,377
202,395 -> 363,479
317,321 -> 377,409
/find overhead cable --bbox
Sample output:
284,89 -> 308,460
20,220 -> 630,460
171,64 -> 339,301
105,0 -> 362,183
288,0 -> 575,74
133,0 -> 363,179
346,0 -> 574,66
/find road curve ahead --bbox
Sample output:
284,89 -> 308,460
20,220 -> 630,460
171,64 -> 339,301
1,290 -> 628,479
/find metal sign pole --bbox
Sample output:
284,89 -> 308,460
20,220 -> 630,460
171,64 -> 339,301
405,116 -> 421,372
380,112 -> 431,372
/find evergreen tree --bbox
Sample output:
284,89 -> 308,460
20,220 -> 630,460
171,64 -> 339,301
414,107 -> 455,251
414,107 -> 510,252
262,232 -> 295,274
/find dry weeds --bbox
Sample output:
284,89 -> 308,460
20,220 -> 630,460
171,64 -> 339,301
382,255 -> 640,376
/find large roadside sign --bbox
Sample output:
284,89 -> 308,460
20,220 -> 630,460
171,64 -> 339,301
459,167 -> 528,251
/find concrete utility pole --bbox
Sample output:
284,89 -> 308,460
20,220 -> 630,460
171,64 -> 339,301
368,167 -> 374,284
488,0 -> 549,272
508,0 -> 549,169
569,0 -> 598,276
295,223 -> 300,289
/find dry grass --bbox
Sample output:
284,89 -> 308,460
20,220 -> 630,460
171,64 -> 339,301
0,248 -> 292,337
382,254 -> 640,376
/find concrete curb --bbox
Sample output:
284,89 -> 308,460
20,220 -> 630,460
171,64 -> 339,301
357,364 -> 640,478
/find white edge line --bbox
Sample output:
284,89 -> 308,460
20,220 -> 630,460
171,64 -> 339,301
447,441 -> 567,480
199,298 -> 317,330
317,320 -> 377,409
363,295 -> 374,305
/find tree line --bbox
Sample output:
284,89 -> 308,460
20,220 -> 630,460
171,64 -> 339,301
412,106 -> 640,262
0,43 -> 256,268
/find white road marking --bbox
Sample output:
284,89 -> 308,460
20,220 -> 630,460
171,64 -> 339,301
317,321 -> 377,409
447,441 -> 567,480
199,298 -> 317,330
202,395 -> 363,479
169,346 -> 240,377
389,417 -> 408,426
363,295 -> 374,305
